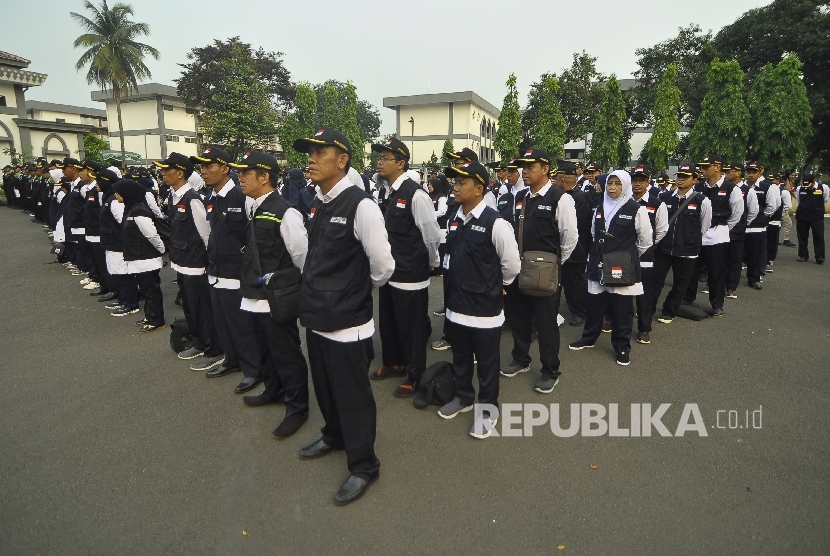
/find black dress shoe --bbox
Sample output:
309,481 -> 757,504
98,291 -> 117,302
272,413 -> 308,438
206,364 -> 241,378
233,376 -> 262,393
88,288 -> 105,296
243,393 -> 281,407
299,437 -> 337,459
568,316 -> 586,326
333,474 -> 378,506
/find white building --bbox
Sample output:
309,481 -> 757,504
383,91 -> 501,166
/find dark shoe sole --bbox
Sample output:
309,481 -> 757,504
334,475 -> 377,506
370,367 -> 406,380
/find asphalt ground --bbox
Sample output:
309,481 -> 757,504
1,207 -> 828,556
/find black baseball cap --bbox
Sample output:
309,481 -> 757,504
96,168 -> 120,186
699,154 -> 725,166
557,160 -> 578,175
154,152 -> 195,175
631,162 -> 651,177
293,127 -> 352,157
62,157 -> 83,169
229,150 -> 280,172
728,161 -> 745,172
676,162 -> 698,177
585,161 -> 600,172
445,161 -> 489,187
49,159 -> 62,168
506,158 -> 520,170
447,148 -> 479,163
82,160 -> 104,174
656,173 -> 669,184
574,161 -> 584,169
191,145 -> 233,165
515,148 -> 551,166
371,137 -> 410,160
802,172 -> 815,183
745,160 -> 764,170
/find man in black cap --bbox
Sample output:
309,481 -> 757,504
725,162 -> 758,298
293,127 -> 394,505
580,161 -> 603,207
555,160 -> 591,327
368,137 -> 441,398
743,160 -> 779,289
683,154 -> 743,315
80,161 -> 113,297
61,158 -> 88,273
2,165 -> 16,207
231,150 -> 311,437
437,160 -> 520,437
155,152 -> 225,372
630,163 -> 668,343
574,161 -> 585,188
448,148 -> 497,210
494,158 -> 526,230
499,149 -> 578,393
795,172 -> 828,263
495,163 -> 508,191
191,147 -> 263,394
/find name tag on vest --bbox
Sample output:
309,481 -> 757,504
537,205 -> 552,211
619,214 -> 632,220
330,216 -> 347,224
227,207 -> 241,212
470,224 -> 486,233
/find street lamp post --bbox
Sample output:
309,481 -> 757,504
408,117 -> 415,163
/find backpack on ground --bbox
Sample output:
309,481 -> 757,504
169,316 -> 193,353
413,361 -> 456,409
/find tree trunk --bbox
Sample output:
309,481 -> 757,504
114,85 -> 126,170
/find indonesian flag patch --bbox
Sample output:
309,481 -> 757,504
206,204 -> 213,212
688,203 -> 698,210
647,206 -> 655,212
611,266 -> 623,279
449,221 -> 459,231
516,202 -> 523,210
396,199 -> 406,208
309,207 -> 316,219
177,204 -> 186,212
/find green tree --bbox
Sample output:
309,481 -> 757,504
493,73 -> 522,162
322,83 -> 340,129
199,60 -> 279,157
77,132 -> 109,161
2,146 -> 34,165
425,151 -> 441,174
688,59 -> 750,163
312,81 -> 381,144
71,0 -> 160,168
589,76 -> 627,169
559,51 -> 606,142
521,72 -> 554,150
339,82 -> 365,170
534,74 -> 567,160
642,64 -> 682,172
278,82 -> 317,169
441,138 -> 455,167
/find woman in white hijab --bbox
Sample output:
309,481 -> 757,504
569,169 -> 653,366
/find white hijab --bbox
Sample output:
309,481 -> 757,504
602,170 -> 633,230
347,167 -> 363,188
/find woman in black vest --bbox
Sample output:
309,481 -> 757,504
569,170 -> 653,366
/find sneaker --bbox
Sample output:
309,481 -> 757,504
636,331 -> 650,344
657,314 -> 674,324
177,346 -> 204,360
79,278 -> 91,285
469,414 -> 499,439
726,290 -> 737,299
190,355 -> 225,372
759,276 -> 764,283
741,264 -> 747,270
111,307 -> 139,317
700,287 -> 709,294
431,339 -> 452,351
534,376 -> 559,394
712,307 -> 725,316
139,323 -> 165,333
765,265 -> 773,273
499,361 -> 530,377
616,352 -> 631,366
82,282 -> 100,290
748,281 -> 762,290
601,319 -> 612,333
782,240 -> 796,247
135,317 -> 149,327
568,340 -> 595,350
797,256 -> 808,262
438,397 -> 473,419
432,307 -> 445,316
698,273 -> 708,283
818,258 -> 825,265
71,271 -> 88,276
104,302 -> 123,310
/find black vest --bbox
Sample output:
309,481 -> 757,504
496,188 -> 518,228
207,184 -> 248,279
445,206 -> 504,317
98,192 -> 122,252
122,204 -> 160,261
702,180 -> 737,226
796,184 -> 825,221
239,192 -> 294,299
385,179 -> 429,282
566,187 -> 592,265
445,193 -> 459,226
658,190 -> 707,257
770,187 -> 784,222
748,180 -> 772,228
300,185 -> 374,332
587,200 -> 642,282
515,185 -> 564,254
169,187 -> 208,268
66,182 -> 86,229
83,187 -> 101,236
633,194 -> 663,263
730,184 -> 750,239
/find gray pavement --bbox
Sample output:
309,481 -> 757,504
1,207 -> 828,556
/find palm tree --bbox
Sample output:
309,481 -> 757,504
71,1 -> 159,168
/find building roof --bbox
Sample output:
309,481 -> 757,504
383,91 -> 500,117
91,82 -> 181,102
0,50 -> 31,69
26,100 -> 107,119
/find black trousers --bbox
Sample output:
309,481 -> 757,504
3,184 -> 16,206
179,273 -> 223,357
65,241 -> 79,266
652,253 -> 697,319
508,280 -> 562,379
797,219 -> 825,260
134,269 -> 164,326
726,238 -> 745,291
635,266 -> 654,333
111,273 -> 139,309
90,242 -> 112,293
306,332 -> 379,480
74,236 -> 92,272
767,225 -> 780,262
580,291 -> 634,354
561,260 -> 588,319
254,313 -> 308,416
744,232 -> 765,283
210,286 -> 260,379
445,320 -> 501,407
686,243 -> 730,310
378,284 -> 429,382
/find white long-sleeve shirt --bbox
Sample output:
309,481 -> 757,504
169,183 -> 211,275
744,187 -> 760,229
524,181 -> 579,263
124,215 -> 164,274
633,194 -> 668,268
588,205 -> 653,296
746,180 -> 781,231
445,199 -> 521,328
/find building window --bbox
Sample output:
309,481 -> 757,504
0,95 -> 6,107
162,104 -> 174,111
56,118 -> 65,123
165,135 -> 180,142
185,108 -> 198,115
184,137 -> 196,144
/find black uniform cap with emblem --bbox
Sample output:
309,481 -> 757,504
447,147 -> 479,163
96,168 -> 120,186
585,161 -> 600,172
82,160 -> 104,175
190,146 -> 233,166
631,162 -> 651,177
292,127 -> 352,157
445,161 -> 489,187
514,148 -> 551,167
153,152 -> 195,176
675,161 -> 698,177
229,150 -> 280,172
656,173 -> 669,184
802,172 -> 815,183
698,153 -> 725,166
486,161 -> 507,171
62,157 -> 83,169
49,159 -> 63,168
371,137 -> 410,160
556,160 -> 578,175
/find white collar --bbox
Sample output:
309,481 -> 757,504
171,183 -> 193,203
215,179 -> 235,198
528,181 -> 552,198
316,175 -> 353,204
389,173 -> 408,191
706,175 -> 725,188
456,199 -> 487,221
252,190 -> 274,208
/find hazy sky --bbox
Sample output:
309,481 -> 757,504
4,0 -> 766,136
